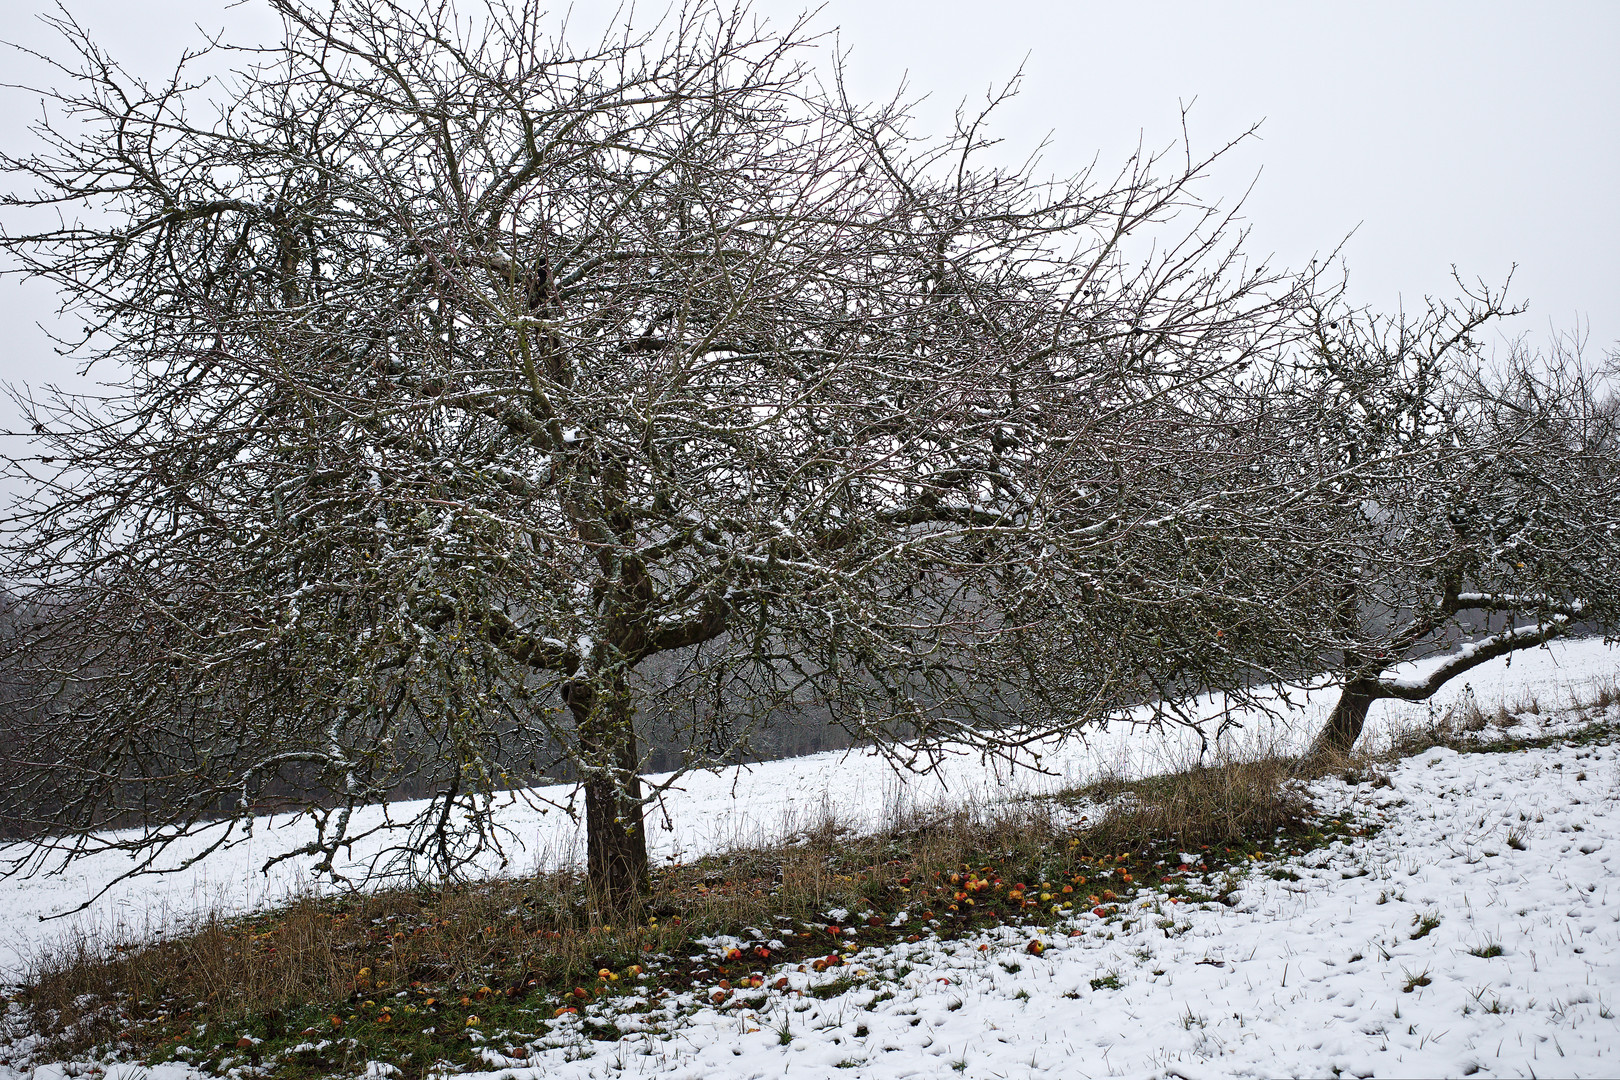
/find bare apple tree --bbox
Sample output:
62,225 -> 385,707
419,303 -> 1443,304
0,0 -> 1323,907
1261,290 -> 1620,755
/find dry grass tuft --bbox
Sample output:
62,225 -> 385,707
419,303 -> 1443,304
1063,751 -> 1311,852
1576,673 -> 1618,713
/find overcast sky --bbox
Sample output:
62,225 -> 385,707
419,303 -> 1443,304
2,0 -> 1616,441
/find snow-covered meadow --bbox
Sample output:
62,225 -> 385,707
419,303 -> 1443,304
489,715 -> 1620,1079
2,636 -> 1618,1078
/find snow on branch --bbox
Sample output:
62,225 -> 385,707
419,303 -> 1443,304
1378,617 -> 1573,700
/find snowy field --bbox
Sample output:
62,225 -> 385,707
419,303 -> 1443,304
1,637 -> 1614,979
480,704 -> 1620,1079
1,637 -> 1618,1079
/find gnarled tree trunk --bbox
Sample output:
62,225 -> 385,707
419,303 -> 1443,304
1311,678 -> 1385,757
567,680 -> 650,906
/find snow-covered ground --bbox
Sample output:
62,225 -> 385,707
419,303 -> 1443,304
2,637 -> 1618,1079
482,708 -> 1620,1079
1,638 -> 1615,980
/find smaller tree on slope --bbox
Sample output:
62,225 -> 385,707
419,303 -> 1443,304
1278,297 -> 1620,755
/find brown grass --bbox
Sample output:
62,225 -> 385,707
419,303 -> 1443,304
1576,673 -> 1618,713
1068,753 -> 1312,852
16,748 -> 1334,1061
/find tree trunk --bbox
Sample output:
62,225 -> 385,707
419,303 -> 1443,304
1311,679 -> 1382,757
568,681 -> 650,908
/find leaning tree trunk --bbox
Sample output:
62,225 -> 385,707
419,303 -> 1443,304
567,680 -> 651,908
1311,678 -> 1385,757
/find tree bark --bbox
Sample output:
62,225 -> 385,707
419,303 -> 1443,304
568,681 -> 650,908
1311,678 -> 1383,757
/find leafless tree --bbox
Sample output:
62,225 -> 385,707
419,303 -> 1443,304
1265,290 -> 1620,755
0,0 -> 1327,908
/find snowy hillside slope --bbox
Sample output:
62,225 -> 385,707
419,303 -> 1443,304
1,637 -> 1614,981
456,709 -> 1620,1079
0,637 -> 1615,1078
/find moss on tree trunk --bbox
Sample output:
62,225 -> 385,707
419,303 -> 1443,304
569,682 -> 650,906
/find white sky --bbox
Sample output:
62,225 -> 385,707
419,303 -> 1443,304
1,0 -> 1615,443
